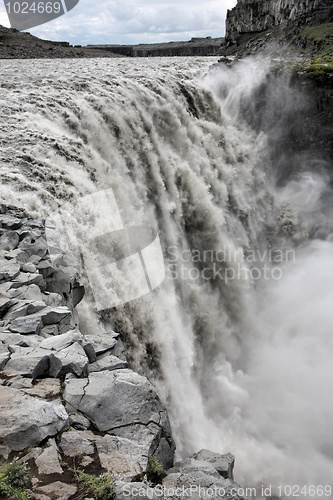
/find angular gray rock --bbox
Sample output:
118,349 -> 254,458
0,386 -> 69,451
83,332 -> 119,355
88,353 -> 128,373
35,482 -> 77,500
49,342 -> 89,378
4,346 -> 51,378
0,231 -> 20,251
193,449 -> 235,479
95,434 -> 148,479
23,379 -> 61,398
60,429 -> 95,457
35,439 -> 63,475
0,259 -> 20,282
63,369 -> 170,432
9,313 -> 43,334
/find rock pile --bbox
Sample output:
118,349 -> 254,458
0,204 -> 246,500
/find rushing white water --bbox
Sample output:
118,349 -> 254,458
0,56 -> 332,499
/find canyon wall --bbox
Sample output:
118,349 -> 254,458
226,0 -> 333,41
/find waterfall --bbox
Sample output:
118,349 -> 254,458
1,56 -> 332,498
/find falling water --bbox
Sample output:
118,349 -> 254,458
0,56 -> 332,498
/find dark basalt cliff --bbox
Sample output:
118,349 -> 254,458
225,0 -> 333,42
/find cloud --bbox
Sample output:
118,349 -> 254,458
0,0 -> 237,45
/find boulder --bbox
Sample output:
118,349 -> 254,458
0,295 -> 15,318
9,314 -> 43,334
3,346 -> 51,378
35,439 -> 63,475
0,386 -> 69,451
0,231 -> 20,251
4,300 -> 46,322
10,272 -> 46,290
60,429 -> 95,457
49,342 -> 89,378
24,378 -> 61,398
88,353 -> 128,373
163,455 -> 244,500
68,412 -> 90,430
63,369 -> 170,433
95,434 -> 148,479
35,482 -> 77,500
5,283 -> 44,301
0,215 -> 23,230
83,332 -> 119,355
0,259 -> 20,282
193,449 -> 235,479
39,330 -> 84,351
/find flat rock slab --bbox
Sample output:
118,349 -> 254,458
88,353 -> 128,373
63,369 -> 168,433
35,439 -> 63,475
60,429 -> 95,457
0,386 -> 69,451
3,346 -> 52,378
95,434 -> 147,479
24,379 -> 61,398
83,332 -> 118,355
35,481 -> 77,500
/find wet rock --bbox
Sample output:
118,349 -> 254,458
0,386 -> 69,451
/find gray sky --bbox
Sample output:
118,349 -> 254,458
0,0 -> 237,45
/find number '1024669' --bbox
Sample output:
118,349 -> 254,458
5,2 -> 61,14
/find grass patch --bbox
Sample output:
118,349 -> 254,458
300,23 -> 333,43
70,467 -> 116,500
146,455 -> 167,484
0,459 -> 31,500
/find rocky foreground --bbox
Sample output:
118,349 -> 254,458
0,205 -> 246,499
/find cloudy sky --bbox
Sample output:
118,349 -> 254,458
0,0 -> 237,45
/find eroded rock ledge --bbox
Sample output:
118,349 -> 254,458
0,205 -> 245,500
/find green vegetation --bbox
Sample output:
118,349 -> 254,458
71,468 -> 116,500
0,459 -> 31,500
300,23 -> 333,58
146,455 -> 167,484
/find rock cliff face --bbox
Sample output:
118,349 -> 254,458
0,204 -> 247,500
226,0 -> 333,41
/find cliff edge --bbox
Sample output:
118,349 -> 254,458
226,0 -> 333,42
